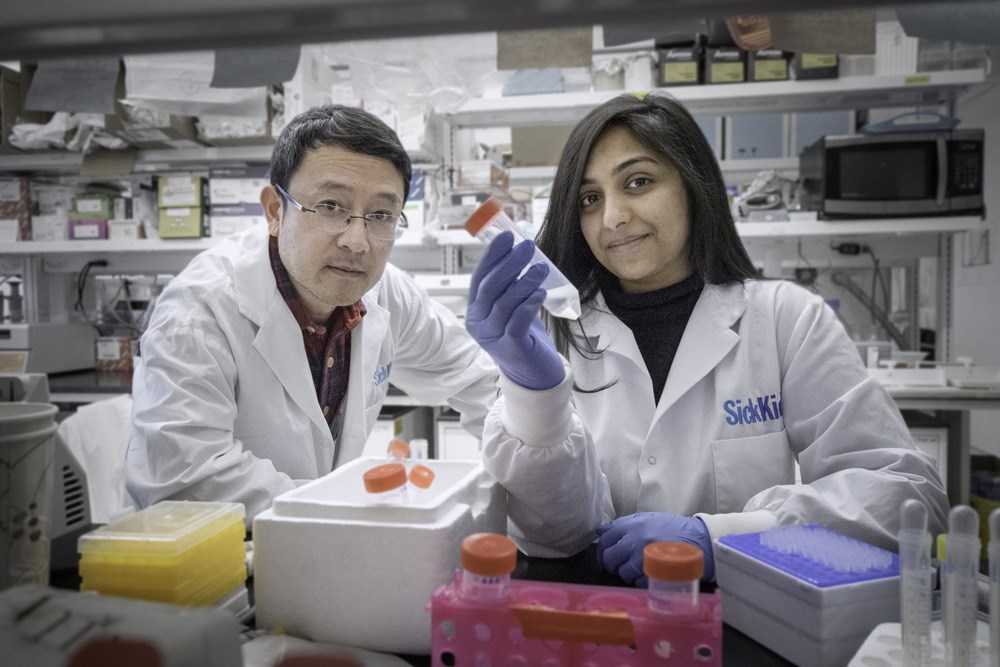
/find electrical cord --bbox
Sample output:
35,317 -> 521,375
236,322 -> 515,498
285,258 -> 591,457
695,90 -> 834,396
75,260 -> 109,332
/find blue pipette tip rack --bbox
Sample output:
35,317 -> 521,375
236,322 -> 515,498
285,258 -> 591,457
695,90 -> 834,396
718,524 -> 899,587
715,524 -> 903,667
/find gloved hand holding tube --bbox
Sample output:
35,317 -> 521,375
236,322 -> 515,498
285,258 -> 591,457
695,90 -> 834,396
466,231 -> 565,391
596,512 -> 715,587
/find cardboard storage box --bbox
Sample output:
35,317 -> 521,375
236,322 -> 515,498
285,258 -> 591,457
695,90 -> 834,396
0,176 -> 34,240
793,53 -> 840,80
158,207 -> 207,238
69,218 -> 107,240
658,46 -> 703,86
208,165 -> 269,205
750,50 -> 790,82
707,48 -> 747,84
157,175 -> 207,208
208,203 -> 264,238
95,336 -> 134,373
253,456 -> 506,654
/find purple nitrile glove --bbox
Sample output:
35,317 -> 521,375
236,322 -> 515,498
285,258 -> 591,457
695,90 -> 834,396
466,231 -> 565,391
595,512 -> 715,587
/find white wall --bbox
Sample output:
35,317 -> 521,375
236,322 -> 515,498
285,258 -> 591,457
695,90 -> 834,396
952,46 -> 1000,457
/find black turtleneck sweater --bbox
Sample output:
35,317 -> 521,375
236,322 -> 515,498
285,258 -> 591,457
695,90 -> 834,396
601,272 -> 704,404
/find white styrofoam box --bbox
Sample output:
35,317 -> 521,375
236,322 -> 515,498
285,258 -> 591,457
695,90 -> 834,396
252,456 -> 506,654
849,620 -> 993,666
715,526 -> 900,667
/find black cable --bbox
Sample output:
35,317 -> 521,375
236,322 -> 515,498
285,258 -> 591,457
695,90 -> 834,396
74,260 -> 108,332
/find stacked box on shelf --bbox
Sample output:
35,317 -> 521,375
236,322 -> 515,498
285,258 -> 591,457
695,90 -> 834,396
69,192 -> 114,240
157,174 -> 208,238
208,165 -> 268,238
0,176 -> 36,241
78,501 -> 247,606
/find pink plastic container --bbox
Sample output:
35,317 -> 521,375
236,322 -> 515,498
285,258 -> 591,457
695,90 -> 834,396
429,536 -> 723,666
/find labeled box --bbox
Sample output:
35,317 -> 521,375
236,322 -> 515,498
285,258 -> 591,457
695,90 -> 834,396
107,219 -> 145,241
158,207 -> 207,238
208,165 -> 269,205
707,48 -> 747,84
157,175 -> 207,208
70,218 -> 107,240
70,192 -> 114,221
793,53 -> 840,80
750,50 -> 790,82
31,212 -> 69,241
658,46 -> 703,86
95,336 -> 135,373
0,176 -> 35,240
208,203 -> 265,238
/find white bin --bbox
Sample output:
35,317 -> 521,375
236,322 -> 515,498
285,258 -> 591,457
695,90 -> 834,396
252,457 -> 506,654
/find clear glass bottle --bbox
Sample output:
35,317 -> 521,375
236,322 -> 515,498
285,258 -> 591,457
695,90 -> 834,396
458,533 -> 517,602
362,462 -> 409,504
464,196 -> 581,321
644,542 -> 702,616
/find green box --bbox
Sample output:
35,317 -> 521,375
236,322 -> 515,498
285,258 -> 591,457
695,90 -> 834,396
158,206 -> 207,239
792,53 -> 839,80
658,47 -> 703,86
707,48 -> 747,84
157,175 -> 207,209
750,50 -> 790,82
70,192 -> 115,221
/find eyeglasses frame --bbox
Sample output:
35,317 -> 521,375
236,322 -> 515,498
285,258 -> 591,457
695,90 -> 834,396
273,183 -> 408,241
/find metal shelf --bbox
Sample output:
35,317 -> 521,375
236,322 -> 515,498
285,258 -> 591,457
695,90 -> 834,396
450,69 -> 987,128
735,215 -> 986,240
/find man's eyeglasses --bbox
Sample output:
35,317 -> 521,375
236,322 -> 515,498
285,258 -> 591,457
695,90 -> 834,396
274,184 -> 408,241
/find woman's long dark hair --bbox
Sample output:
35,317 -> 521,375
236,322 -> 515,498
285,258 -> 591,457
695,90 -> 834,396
536,93 -> 757,359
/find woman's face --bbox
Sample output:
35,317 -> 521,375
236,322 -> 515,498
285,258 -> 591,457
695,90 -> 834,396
578,125 -> 692,294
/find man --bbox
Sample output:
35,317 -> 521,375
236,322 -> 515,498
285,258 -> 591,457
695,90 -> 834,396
126,105 -> 499,524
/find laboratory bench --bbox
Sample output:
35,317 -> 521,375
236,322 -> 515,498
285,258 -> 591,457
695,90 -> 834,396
46,538 -> 793,667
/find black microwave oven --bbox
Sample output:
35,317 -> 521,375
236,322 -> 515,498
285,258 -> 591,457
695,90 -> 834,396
798,129 -> 984,218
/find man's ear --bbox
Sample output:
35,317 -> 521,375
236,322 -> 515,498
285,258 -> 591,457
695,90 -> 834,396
261,185 -> 283,236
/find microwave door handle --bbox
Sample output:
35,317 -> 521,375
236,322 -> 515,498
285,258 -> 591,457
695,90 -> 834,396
935,136 -> 947,206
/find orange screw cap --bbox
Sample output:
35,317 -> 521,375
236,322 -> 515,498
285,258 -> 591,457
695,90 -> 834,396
643,542 -> 703,582
463,196 -> 504,236
461,533 -> 517,577
362,463 -> 407,494
408,464 -> 435,489
386,438 -> 410,460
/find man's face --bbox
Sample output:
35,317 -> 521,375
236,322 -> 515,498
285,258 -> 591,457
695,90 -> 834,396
263,145 -> 405,320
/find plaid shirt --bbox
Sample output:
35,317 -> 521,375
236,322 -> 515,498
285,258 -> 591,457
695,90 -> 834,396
269,236 -> 365,430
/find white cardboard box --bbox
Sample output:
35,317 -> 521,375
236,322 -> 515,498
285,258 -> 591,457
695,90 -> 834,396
252,457 -> 506,654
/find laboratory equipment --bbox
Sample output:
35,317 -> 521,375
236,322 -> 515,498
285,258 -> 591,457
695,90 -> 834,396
1,584 -> 243,667
78,501 -> 248,609
899,498 -> 932,666
990,508 -> 999,667
0,321 -> 97,373
0,373 -> 92,571
714,524 -> 900,667
849,621 -> 992,666
464,196 -> 581,320
430,536 -> 723,666
944,505 -> 980,667
253,456 -> 505,654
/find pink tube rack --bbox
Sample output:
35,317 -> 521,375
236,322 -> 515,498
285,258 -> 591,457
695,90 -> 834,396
429,571 -> 723,666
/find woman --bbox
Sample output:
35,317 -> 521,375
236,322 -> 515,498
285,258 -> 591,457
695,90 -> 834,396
465,93 -> 948,584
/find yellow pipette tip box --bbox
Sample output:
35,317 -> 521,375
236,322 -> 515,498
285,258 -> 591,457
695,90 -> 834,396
78,500 -> 246,605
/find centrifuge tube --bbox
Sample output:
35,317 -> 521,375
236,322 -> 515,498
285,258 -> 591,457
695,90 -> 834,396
459,533 -> 517,602
644,542 -> 702,616
362,462 -> 409,504
464,197 -> 581,320
386,438 -> 410,462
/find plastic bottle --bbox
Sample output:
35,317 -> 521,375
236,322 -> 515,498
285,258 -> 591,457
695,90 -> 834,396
362,462 -> 409,504
643,542 -> 702,616
407,464 -> 435,500
464,197 -> 581,320
458,533 -> 517,602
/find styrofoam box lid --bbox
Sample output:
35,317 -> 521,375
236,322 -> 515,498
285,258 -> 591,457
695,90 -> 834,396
79,501 -> 245,556
271,457 -> 487,524
716,526 -> 900,607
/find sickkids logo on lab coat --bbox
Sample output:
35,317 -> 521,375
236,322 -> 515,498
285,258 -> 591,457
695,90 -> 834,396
373,361 -> 392,387
723,393 -> 783,426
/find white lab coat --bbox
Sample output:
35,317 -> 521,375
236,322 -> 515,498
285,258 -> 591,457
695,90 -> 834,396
126,225 -> 498,524
483,279 -> 949,558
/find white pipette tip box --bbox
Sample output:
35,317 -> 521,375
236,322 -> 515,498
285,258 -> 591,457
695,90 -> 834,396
715,524 -> 900,667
